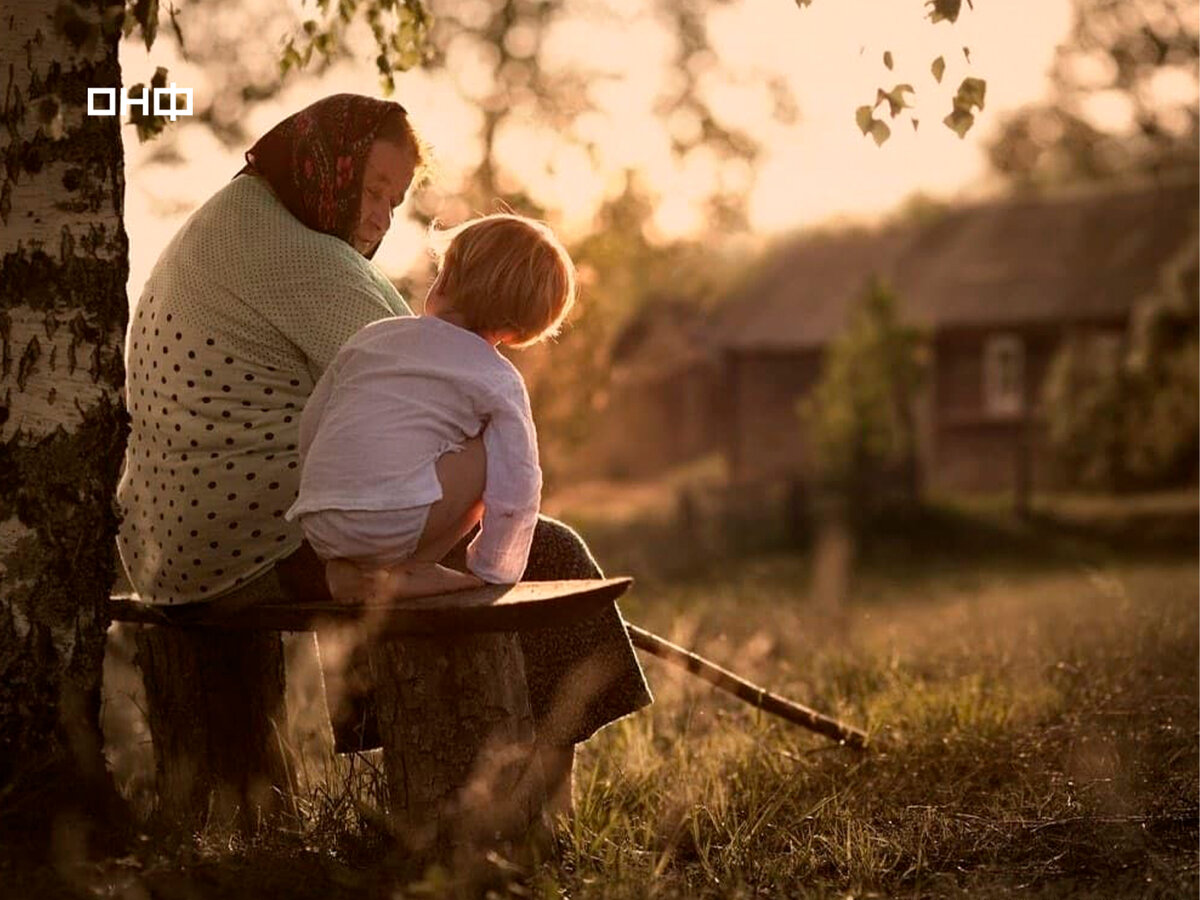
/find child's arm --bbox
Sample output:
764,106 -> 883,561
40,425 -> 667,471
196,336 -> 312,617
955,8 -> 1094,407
296,360 -> 337,461
465,379 -> 542,584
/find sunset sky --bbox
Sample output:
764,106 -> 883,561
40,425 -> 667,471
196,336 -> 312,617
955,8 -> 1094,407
119,0 -> 1081,300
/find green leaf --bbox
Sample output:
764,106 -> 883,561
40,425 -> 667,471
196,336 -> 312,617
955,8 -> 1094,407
942,75 -> 987,138
883,50 -> 893,70
925,0 -> 962,23
279,40 -> 297,76
859,104 -> 892,145
955,76 -> 987,111
166,3 -> 185,51
943,106 -> 974,138
856,105 -> 875,135
137,0 -> 159,51
931,55 -> 945,83
875,83 -> 915,118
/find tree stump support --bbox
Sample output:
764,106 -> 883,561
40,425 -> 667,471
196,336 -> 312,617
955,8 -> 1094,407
113,579 -> 630,852
132,625 -> 295,833
371,632 -> 547,858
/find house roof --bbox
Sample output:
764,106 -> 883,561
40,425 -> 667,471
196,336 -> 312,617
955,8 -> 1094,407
719,173 -> 1199,351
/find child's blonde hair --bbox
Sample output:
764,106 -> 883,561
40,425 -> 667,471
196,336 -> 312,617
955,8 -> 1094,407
429,213 -> 576,348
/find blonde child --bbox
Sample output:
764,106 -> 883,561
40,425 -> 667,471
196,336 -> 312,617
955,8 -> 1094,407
285,213 -> 575,602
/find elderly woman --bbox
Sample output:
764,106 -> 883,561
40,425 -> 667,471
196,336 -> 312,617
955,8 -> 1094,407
116,93 -> 650,813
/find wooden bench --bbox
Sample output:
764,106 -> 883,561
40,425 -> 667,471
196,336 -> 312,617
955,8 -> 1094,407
108,578 -> 632,859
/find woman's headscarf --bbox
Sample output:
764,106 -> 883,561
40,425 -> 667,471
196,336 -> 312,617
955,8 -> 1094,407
235,93 -> 411,260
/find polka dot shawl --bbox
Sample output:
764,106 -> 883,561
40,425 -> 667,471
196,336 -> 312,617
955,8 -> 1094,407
116,174 -> 412,604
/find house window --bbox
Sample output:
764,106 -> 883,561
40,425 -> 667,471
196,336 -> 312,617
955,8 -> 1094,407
983,334 -> 1024,417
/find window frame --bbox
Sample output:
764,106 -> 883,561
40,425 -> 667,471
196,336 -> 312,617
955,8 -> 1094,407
982,332 -> 1025,418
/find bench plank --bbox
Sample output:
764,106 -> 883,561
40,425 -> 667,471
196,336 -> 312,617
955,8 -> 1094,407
108,577 -> 632,636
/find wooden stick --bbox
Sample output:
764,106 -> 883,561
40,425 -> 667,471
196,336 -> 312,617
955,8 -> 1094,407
625,623 -> 869,750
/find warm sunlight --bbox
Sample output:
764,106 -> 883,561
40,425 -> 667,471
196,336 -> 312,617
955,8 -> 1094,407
5,1 -> 1196,893
119,0 -> 1076,295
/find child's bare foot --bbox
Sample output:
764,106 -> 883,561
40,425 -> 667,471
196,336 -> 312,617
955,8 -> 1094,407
383,561 -> 485,601
326,559 -> 484,605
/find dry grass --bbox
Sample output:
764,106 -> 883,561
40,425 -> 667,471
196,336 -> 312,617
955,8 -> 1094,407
94,496 -> 1199,898
549,559 -> 1198,898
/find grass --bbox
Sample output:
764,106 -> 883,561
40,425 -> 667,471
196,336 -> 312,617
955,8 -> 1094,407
554,559 -> 1197,898
89,492 -> 1198,898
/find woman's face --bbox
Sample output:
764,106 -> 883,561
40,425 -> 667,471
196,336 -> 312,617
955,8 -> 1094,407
352,138 -> 417,256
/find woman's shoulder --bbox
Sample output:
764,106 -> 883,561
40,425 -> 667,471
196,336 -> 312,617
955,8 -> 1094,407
267,184 -> 359,260
207,175 -> 361,270
203,176 -> 406,301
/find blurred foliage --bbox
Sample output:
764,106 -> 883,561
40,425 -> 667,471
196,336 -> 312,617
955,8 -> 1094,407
521,176 -> 746,487
116,0 -> 994,196
282,0 -> 988,161
114,0 -> 337,146
1043,240 -> 1199,491
279,0 -> 789,229
282,0 -> 431,94
942,74 -> 987,137
988,0 -> 1199,185
128,0 -> 984,172
848,1 -> 987,144
798,279 -> 927,509
989,0 -> 1199,489
107,0 -> 996,486
47,0 -> 180,143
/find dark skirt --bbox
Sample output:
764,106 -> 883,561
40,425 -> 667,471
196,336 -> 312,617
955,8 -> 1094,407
328,515 -> 653,751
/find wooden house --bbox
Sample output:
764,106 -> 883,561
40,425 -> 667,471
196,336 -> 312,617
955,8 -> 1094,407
717,174 -> 1199,495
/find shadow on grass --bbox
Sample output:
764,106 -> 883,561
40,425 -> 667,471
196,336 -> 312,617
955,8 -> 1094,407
564,490 -> 1199,593
860,497 -> 1198,579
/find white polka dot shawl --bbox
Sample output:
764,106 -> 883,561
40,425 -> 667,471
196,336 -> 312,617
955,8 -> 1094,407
116,174 -> 412,604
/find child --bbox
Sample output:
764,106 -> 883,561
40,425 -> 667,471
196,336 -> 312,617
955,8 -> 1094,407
285,213 -> 576,603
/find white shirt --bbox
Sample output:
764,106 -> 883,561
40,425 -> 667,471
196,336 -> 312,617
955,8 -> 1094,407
116,174 -> 411,604
287,316 -> 542,584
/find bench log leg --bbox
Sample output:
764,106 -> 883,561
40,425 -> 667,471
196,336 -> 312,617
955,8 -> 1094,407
133,625 -> 296,832
369,631 -> 548,862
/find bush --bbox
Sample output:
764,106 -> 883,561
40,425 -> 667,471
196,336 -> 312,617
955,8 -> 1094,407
798,277 -> 928,518
1043,241 -> 1199,491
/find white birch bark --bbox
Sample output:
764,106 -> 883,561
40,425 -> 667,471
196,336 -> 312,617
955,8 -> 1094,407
0,0 -> 129,818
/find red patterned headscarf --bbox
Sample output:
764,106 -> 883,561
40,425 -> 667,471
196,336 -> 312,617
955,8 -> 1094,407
235,93 -> 413,260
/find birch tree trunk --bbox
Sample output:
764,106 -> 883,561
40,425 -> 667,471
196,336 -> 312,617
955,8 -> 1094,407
0,0 -> 129,845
